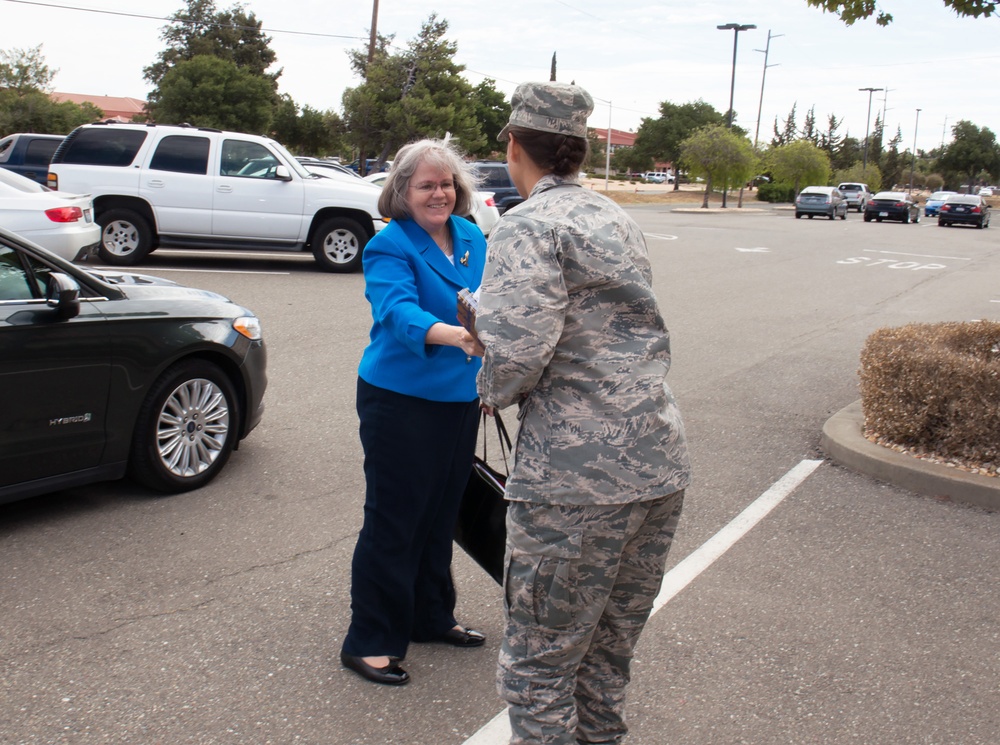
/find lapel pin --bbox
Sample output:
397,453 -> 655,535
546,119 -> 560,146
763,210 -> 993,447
460,251 -> 469,267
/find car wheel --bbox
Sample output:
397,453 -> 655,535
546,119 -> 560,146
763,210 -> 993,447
840,209 -> 847,220
913,213 -> 920,223
795,212 -> 802,219
129,360 -> 239,493
902,213 -> 909,224
864,214 -> 872,222
807,214 -> 814,219
311,217 -> 367,273
98,208 -> 153,265
828,211 -> 835,221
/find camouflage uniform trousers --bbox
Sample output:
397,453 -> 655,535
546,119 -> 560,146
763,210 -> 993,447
499,490 -> 685,745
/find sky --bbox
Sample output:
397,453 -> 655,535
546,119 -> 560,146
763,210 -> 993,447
2,0 -> 999,154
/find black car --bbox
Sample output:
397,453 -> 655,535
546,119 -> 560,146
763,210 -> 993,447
471,162 -> 524,214
938,194 -> 991,229
863,191 -> 921,223
0,228 -> 267,504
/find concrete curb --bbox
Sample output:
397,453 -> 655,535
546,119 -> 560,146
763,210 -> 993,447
820,400 -> 1000,511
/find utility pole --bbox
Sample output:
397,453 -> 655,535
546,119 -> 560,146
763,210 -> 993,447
859,87 -> 883,174
753,30 -> 782,150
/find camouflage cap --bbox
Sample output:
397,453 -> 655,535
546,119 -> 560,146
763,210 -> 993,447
498,81 -> 594,142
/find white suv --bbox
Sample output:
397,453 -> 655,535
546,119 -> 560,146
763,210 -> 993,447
47,123 -> 386,272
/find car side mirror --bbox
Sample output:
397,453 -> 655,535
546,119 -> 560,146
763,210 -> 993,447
275,165 -> 292,181
46,272 -> 81,319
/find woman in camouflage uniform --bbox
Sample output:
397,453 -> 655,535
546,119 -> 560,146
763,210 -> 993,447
476,82 -> 692,744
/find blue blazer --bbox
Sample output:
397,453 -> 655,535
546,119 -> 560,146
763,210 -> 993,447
358,216 -> 487,402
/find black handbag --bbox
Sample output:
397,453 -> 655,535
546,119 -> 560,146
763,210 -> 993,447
454,412 -> 511,585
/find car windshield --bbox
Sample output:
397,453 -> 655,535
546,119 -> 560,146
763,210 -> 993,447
929,192 -> 954,200
840,185 -> 861,192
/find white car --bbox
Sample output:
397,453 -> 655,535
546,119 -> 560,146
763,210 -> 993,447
978,187 -> 994,197
363,172 -> 500,237
0,168 -> 99,261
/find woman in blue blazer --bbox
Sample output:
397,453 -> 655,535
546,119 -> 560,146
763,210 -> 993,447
341,139 -> 488,686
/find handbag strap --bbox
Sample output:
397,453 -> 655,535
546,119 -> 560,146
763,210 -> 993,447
480,410 -> 512,475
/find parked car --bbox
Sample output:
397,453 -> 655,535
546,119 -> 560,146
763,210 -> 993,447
47,122 -> 387,272
0,133 -> 65,186
938,194 -> 991,229
863,192 -> 921,223
298,158 -> 365,181
924,190 -> 957,217
0,227 -> 267,505
0,167 -> 100,261
978,187 -> 994,197
837,182 -> 872,212
363,171 -> 501,237
471,162 -> 524,214
795,186 -> 848,220
644,172 -> 673,184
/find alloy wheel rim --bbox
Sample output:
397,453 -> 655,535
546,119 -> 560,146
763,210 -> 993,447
156,378 -> 230,478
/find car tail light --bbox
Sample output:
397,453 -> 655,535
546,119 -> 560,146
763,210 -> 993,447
45,206 -> 84,223
970,205 -> 982,213
940,205 -> 951,212
484,196 -> 496,207
894,201 -> 906,208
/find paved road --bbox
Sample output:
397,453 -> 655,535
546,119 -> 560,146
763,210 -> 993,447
2,207 -> 997,745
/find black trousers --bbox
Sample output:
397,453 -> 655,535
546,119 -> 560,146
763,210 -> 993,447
343,378 -> 481,659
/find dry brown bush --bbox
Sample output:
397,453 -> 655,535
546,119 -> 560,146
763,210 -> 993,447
859,321 -> 1000,471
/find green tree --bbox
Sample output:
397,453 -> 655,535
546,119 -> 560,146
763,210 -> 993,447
0,45 -> 103,135
0,45 -> 54,95
467,78 -> 509,159
633,100 -> 726,191
805,0 -> 998,25
833,161 -> 883,191
145,0 -> 279,113
880,127 -> 905,189
151,55 -> 274,132
342,15 -> 484,170
937,120 -> 1000,190
771,103 -> 798,147
611,146 -> 649,175
679,124 -> 756,208
768,139 -> 831,195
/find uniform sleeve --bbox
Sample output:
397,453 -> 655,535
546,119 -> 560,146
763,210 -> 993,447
363,235 -> 442,359
475,215 -> 567,408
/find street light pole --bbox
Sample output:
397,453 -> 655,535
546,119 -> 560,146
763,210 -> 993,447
859,87 -> 883,174
718,22 -> 756,208
909,108 -> 921,194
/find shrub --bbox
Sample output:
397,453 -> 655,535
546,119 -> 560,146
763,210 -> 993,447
859,321 -> 1000,466
756,182 -> 795,203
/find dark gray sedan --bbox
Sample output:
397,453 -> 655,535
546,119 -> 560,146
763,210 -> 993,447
938,194 -> 991,229
863,191 -> 921,223
0,228 -> 267,504
795,186 -> 848,220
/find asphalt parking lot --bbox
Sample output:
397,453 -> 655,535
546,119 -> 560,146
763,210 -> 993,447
2,206 -> 998,744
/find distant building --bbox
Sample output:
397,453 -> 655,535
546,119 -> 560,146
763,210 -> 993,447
590,127 -> 636,153
50,92 -> 148,122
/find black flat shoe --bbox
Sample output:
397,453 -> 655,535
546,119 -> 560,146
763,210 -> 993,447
340,651 -> 410,686
439,627 -> 486,647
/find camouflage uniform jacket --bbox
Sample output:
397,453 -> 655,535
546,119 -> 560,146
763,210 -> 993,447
476,174 -> 691,506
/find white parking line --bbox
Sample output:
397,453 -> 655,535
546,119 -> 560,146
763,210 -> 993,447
862,249 -> 972,261
121,266 -> 291,274
462,458 -> 824,745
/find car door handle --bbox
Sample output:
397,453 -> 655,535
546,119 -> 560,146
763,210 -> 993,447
217,185 -> 233,193
146,179 -> 165,189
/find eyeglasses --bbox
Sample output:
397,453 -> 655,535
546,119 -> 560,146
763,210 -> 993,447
411,181 -> 455,194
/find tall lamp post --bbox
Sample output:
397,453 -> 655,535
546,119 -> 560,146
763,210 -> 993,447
859,87 -> 883,174
908,108 -> 922,194
717,22 -> 756,207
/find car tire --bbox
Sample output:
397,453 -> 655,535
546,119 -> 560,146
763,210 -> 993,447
876,217 -> 882,223
311,217 -> 367,273
840,210 -> 847,220
807,214 -> 814,219
939,221 -> 948,227
902,213 -> 909,224
129,360 -> 239,493
864,214 -> 872,222
828,211 -> 835,221
913,213 -> 920,223
795,212 -> 802,219
98,208 -> 153,266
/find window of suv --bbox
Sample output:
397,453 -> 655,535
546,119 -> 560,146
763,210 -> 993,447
60,128 -> 148,167
149,135 -> 210,175
478,164 -> 512,189
221,140 -> 280,178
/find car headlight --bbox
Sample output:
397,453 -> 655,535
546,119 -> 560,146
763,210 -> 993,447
234,316 -> 262,341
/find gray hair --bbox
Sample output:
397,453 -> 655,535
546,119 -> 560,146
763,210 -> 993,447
378,138 -> 480,220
